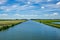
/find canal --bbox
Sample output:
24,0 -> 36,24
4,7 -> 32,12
0,20 -> 60,40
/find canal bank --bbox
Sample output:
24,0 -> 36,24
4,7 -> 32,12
0,20 -> 60,40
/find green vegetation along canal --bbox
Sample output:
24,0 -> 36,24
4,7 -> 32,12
0,20 -> 60,40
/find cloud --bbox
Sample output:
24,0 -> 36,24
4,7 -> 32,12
43,12 -> 60,19
0,0 -> 60,19
16,0 -> 52,2
47,0 -> 52,2
0,14 -> 8,16
44,14 -> 49,16
44,12 -> 59,17
14,14 -> 20,16
52,12 -> 59,16
0,0 -> 7,4
27,2 -> 31,5
43,2 -> 60,9
28,0 -> 53,3
0,4 -> 19,12
56,2 -> 60,8
29,0 -> 41,3
0,0 -> 59,12
15,0 -> 46,3
14,13 -> 38,19
0,3 -> 36,12
41,6 -> 45,9
16,0 -> 41,3
39,1 -> 60,9
15,0 -> 22,1
56,2 -> 60,5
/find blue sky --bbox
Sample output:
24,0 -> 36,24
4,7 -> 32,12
0,0 -> 60,19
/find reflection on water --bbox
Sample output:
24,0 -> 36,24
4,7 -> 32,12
53,22 -> 60,24
0,20 -> 60,40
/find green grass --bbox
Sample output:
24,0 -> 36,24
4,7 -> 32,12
32,19 -> 60,28
0,19 -> 27,31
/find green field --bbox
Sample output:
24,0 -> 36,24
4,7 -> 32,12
0,19 -> 27,31
32,19 -> 60,28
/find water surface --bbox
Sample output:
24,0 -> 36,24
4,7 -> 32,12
53,22 -> 60,24
0,20 -> 60,40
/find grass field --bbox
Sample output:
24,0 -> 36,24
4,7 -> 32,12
0,19 -> 27,31
32,19 -> 60,28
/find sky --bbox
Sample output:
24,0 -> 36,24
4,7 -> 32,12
0,0 -> 60,19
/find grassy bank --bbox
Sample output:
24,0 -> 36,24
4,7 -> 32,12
0,19 -> 27,31
32,19 -> 60,28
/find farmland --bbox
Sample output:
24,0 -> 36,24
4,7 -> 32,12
32,19 -> 60,28
0,19 -> 27,31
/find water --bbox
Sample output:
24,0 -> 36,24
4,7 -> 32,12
0,20 -> 60,40
53,22 -> 60,24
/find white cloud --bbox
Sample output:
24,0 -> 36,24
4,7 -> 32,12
16,0 -> 42,3
44,3 -> 60,9
44,12 -> 59,17
47,0 -> 52,2
43,12 -> 60,19
0,0 -> 7,4
56,2 -> 60,5
56,2 -> 60,8
41,6 -> 45,9
33,0 -> 41,3
0,6 -> 11,12
52,12 -> 59,16
5,8 -> 11,12
14,14 -> 20,16
0,3 -> 35,12
2,14 -> 8,16
27,2 -> 31,4
14,13 -> 38,19
16,0 -> 54,4
0,4 -> 19,12
0,6 -> 6,9
41,1 -> 60,9
12,5 -> 18,8
16,0 -> 21,1
44,14 -> 49,16
0,14 -> 8,16
4,4 -> 19,12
